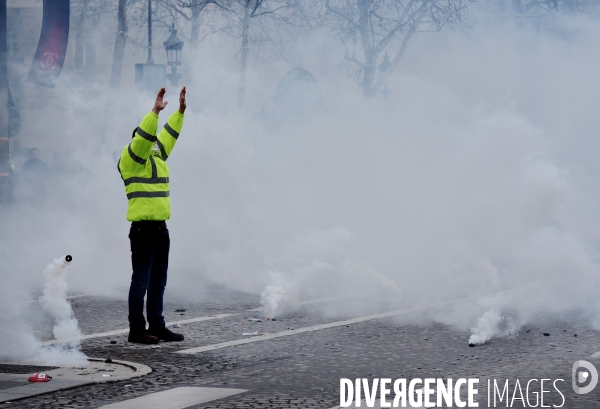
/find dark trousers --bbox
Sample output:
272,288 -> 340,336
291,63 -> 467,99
128,221 -> 170,333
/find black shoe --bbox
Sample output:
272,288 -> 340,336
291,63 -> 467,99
128,330 -> 159,344
149,326 -> 184,342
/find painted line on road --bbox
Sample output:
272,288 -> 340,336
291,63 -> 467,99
40,296 -> 341,346
41,314 -> 236,346
176,305 -> 439,355
246,296 -> 347,312
28,294 -> 87,304
97,386 -> 246,409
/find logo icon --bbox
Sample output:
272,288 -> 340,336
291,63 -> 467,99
572,360 -> 598,394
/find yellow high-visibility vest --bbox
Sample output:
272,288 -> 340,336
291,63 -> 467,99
118,111 -> 184,221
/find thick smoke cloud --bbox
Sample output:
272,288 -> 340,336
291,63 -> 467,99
2,3 -> 600,359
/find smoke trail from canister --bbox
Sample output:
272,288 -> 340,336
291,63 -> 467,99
36,255 -> 87,366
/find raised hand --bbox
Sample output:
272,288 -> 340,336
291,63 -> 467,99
178,86 -> 187,114
152,88 -> 168,114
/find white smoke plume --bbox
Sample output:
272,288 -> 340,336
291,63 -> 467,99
5,4 -> 600,353
261,283 -> 289,318
36,257 -> 88,366
468,309 -> 503,345
468,308 -> 524,345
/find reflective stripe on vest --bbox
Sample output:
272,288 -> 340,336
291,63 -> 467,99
164,123 -> 179,139
156,139 -> 168,160
123,177 -> 169,186
137,127 -> 157,142
128,144 -> 146,165
123,156 -> 169,201
127,191 -> 169,200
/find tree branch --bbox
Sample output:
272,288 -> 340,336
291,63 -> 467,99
325,0 -> 360,30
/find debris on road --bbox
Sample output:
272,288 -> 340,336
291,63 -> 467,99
175,309 -> 186,312
28,373 -> 52,383
102,374 -> 111,377
288,327 -> 294,330
172,323 -> 182,328
242,332 -> 260,336
248,318 -> 262,322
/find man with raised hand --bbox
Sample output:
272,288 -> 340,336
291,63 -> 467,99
118,87 -> 186,344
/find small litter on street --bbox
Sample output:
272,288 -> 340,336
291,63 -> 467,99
248,318 -> 262,322
28,373 -> 52,383
179,313 -> 185,315
102,374 -> 111,377
175,308 -> 186,312
288,327 -> 294,330
243,332 -> 260,336
125,385 -> 132,388
172,323 -> 181,328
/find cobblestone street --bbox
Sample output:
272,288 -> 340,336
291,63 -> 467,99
2,287 -> 600,409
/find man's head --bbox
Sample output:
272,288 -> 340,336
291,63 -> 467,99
29,148 -> 40,159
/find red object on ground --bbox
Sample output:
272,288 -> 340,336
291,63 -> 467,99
28,373 -> 52,382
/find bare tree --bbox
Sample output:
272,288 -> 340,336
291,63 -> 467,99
155,0 -> 229,48
324,0 -> 471,98
73,0 -> 89,70
102,0 -> 128,144
72,0 -> 114,72
221,0 -> 291,107
511,0 -> 597,13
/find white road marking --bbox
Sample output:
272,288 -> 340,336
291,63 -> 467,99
177,293 -> 490,355
41,314 -> 236,346
40,296 -> 342,345
97,386 -> 246,409
246,296 -> 347,312
28,294 -> 86,304
176,306 -> 431,355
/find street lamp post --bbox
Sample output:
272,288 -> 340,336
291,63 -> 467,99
164,24 -> 183,87
135,0 -> 165,96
